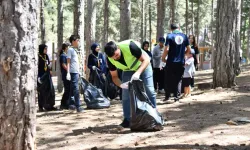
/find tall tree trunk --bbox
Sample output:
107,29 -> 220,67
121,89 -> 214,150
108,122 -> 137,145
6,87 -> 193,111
213,0 -> 241,88
57,0 -> 64,93
140,0 -> 144,44
247,14 -> 250,60
211,0 -> 215,68
186,0 -> 189,35
191,0 -> 194,34
196,0 -> 200,45
242,18 -> 247,45
240,0 -> 244,45
144,5 -> 147,42
103,0 -> 109,48
149,0 -> 152,49
156,0 -> 165,40
0,0 -> 38,149
170,0 -> 175,23
120,0 -> 131,41
40,0 -> 46,44
74,0 -> 85,77
86,0 -> 96,80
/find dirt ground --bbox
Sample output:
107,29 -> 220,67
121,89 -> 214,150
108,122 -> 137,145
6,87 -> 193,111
36,65 -> 250,150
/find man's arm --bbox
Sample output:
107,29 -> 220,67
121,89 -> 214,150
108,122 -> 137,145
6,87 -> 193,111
67,58 -> 71,72
110,70 -> 122,87
162,46 -> 169,62
185,45 -> 191,54
136,52 -> 150,75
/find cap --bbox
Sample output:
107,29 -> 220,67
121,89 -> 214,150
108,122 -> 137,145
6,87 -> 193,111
158,37 -> 165,43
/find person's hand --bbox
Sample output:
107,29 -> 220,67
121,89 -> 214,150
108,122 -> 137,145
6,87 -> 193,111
120,82 -> 128,89
92,66 -> 96,70
131,72 -> 140,81
38,77 -> 42,84
66,73 -> 71,81
160,61 -> 166,70
102,73 -> 106,79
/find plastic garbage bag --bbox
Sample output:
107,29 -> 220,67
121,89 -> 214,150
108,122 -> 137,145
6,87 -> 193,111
129,80 -> 164,132
80,77 -> 110,109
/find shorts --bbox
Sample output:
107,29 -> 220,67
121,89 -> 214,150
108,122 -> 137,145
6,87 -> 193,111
182,77 -> 191,87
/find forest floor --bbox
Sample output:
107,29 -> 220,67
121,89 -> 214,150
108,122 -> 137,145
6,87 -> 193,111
37,64 -> 250,150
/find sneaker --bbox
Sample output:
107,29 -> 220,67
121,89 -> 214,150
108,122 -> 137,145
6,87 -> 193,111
119,118 -> 130,128
69,105 -> 76,110
60,105 -> 69,110
162,97 -> 170,101
174,97 -> 179,102
158,89 -> 165,94
76,107 -> 84,113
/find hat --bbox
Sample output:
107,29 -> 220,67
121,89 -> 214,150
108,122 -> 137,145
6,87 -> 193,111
170,23 -> 179,30
158,37 -> 165,43
91,43 -> 99,51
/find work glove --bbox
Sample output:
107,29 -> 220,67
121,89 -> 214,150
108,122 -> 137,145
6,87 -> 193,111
160,61 -> 166,70
66,72 -> 71,81
92,66 -> 96,70
131,72 -> 140,81
38,77 -> 42,84
120,82 -> 129,89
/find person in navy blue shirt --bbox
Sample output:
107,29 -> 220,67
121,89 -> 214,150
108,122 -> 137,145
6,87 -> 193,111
87,43 -> 107,90
60,43 -> 71,109
162,24 -> 191,101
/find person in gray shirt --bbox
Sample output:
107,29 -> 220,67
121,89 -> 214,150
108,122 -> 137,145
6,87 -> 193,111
66,35 -> 84,113
152,37 -> 165,94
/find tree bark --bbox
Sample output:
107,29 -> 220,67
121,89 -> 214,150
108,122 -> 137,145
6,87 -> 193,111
247,14 -> 250,60
191,0 -> 194,34
103,0 -> 109,48
40,0 -> 46,44
156,0 -> 165,40
57,0 -> 64,93
74,0 -> 85,77
213,0 -> 241,88
149,0 -> 152,49
186,0 -> 189,35
85,0 -> 96,80
170,0 -> 175,23
120,0 -> 131,41
196,0 -> 200,45
0,0 -> 38,149
140,0 -> 144,44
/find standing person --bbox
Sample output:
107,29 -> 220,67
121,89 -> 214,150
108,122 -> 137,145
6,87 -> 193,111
60,43 -> 70,109
181,51 -> 195,98
66,35 -> 84,113
152,37 -> 165,94
162,24 -> 191,101
189,35 -> 200,88
142,41 -> 153,65
87,43 -> 107,91
104,40 -> 156,128
37,44 -> 56,111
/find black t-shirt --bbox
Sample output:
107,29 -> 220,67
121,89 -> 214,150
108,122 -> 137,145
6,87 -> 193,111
107,41 -> 142,71
191,45 -> 199,64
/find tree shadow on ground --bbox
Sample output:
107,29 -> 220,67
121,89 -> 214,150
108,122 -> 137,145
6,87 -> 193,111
64,125 -> 131,136
99,144 -> 250,150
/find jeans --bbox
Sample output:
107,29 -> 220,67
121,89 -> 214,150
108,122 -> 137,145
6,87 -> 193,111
61,79 -> 71,108
121,65 -> 156,120
70,73 -> 80,108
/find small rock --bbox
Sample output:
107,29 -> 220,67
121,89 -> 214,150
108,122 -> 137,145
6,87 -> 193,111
66,141 -> 68,143
91,147 -> 98,150
211,144 -> 220,147
143,141 -> 147,144
195,143 -> 199,146
135,141 -> 139,146
216,87 -> 223,91
240,144 -> 246,146
220,101 -> 223,104
210,131 -> 214,134
221,131 -> 224,134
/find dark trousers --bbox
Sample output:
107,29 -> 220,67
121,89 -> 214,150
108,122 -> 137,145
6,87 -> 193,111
61,79 -> 71,108
164,63 -> 184,98
153,68 -> 165,90
70,73 -> 80,108
190,77 -> 194,87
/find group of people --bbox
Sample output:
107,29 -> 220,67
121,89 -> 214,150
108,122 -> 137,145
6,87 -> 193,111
37,23 -> 200,128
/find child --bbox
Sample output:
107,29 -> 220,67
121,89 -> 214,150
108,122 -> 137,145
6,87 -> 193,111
181,52 -> 195,98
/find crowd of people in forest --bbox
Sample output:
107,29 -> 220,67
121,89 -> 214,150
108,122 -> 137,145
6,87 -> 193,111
37,23 -> 200,128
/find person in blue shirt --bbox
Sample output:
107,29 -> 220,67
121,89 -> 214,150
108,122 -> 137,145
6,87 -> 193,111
60,43 -> 70,109
162,24 -> 191,101
87,43 -> 107,90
